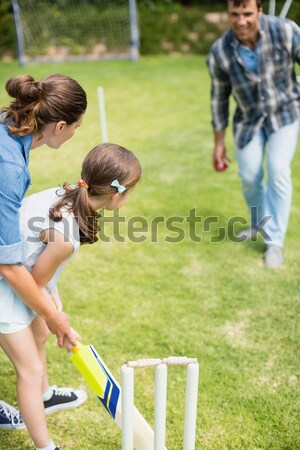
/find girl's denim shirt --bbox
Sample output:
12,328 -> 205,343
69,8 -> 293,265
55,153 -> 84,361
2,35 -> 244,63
0,121 -> 32,265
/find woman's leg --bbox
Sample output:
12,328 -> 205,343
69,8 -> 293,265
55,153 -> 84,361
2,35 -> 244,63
0,327 -> 51,448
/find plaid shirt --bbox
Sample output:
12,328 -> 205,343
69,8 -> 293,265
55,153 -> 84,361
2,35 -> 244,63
207,14 -> 300,149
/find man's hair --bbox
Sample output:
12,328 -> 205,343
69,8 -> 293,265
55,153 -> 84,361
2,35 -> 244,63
228,0 -> 262,8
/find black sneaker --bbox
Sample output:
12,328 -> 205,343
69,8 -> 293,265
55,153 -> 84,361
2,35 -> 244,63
44,385 -> 87,415
0,401 -> 26,430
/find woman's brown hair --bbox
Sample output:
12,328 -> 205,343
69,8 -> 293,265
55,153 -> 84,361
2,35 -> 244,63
50,143 -> 142,244
1,74 -> 87,136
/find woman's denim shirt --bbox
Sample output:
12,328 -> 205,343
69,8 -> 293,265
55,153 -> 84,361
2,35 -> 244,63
0,121 -> 32,264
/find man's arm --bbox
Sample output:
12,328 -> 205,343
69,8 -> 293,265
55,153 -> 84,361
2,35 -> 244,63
207,49 -> 232,168
213,129 -> 229,170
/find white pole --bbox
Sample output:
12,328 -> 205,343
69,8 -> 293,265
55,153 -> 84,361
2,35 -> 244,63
122,366 -> 134,450
268,0 -> 276,15
154,364 -> 168,450
11,0 -> 25,66
183,363 -> 199,450
279,0 -> 293,18
97,86 -> 108,143
129,0 -> 139,62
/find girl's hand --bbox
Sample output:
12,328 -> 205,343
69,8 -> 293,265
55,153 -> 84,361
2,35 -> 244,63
46,310 -> 77,348
50,286 -> 63,311
63,327 -> 82,352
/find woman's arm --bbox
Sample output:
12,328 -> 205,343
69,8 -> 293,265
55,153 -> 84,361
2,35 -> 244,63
0,264 -> 76,347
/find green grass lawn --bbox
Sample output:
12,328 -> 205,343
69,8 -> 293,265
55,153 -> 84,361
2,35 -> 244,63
0,56 -> 299,450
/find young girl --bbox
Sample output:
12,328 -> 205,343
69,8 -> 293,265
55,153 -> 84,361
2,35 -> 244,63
0,74 -> 87,433
0,143 -> 142,450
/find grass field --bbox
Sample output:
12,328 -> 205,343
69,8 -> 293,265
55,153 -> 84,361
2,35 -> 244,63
0,56 -> 299,450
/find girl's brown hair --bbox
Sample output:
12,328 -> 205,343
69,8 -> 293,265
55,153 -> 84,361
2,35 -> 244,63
1,74 -> 87,136
50,143 -> 142,244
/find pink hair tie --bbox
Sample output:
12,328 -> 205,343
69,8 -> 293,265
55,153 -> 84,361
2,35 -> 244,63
77,179 -> 89,189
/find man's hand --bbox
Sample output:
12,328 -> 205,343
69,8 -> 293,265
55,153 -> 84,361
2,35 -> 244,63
46,311 -> 77,348
213,130 -> 230,171
213,143 -> 230,171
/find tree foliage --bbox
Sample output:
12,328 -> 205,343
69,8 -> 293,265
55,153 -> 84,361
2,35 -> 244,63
0,0 -> 15,58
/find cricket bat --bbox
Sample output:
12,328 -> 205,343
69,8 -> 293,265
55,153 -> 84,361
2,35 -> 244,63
71,343 -> 156,450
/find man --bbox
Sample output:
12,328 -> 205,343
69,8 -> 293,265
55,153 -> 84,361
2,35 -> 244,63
207,0 -> 300,268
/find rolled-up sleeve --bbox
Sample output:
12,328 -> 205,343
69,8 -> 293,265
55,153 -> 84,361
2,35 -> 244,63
0,190 -> 24,264
0,126 -> 32,265
0,242 -> 23,264
0,157 -> 31,265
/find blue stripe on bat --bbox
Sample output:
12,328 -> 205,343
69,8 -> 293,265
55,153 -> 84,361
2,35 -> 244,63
89,346 -> 120,419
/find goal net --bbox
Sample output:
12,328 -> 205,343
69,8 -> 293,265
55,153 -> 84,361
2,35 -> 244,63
11,0 -> 139,65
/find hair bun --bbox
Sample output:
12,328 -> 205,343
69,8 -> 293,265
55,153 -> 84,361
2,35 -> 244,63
5,74 -> 43,103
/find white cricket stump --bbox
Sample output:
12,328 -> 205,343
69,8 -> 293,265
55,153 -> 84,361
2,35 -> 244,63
122,366 -> 134,450
121,356 -> 199,450
154,363 -> 168,450
183,363 -> 199,450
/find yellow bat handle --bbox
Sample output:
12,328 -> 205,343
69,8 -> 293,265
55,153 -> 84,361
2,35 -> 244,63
72,341 -> 83,353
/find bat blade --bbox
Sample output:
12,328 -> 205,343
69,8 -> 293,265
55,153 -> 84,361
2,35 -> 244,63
71,344 -> 163,450
71,344 -> 119,418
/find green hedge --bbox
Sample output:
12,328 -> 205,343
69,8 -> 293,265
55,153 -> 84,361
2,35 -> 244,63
137,0 -> 300,55
1,1 -> 299,60
139,3 -> 229,55
0,0 -> 15,59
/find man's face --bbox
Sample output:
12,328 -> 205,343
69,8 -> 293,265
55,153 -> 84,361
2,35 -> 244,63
228,0 -> 262,47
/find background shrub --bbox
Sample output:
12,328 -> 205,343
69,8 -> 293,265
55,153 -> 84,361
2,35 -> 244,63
0,0 -> 299,60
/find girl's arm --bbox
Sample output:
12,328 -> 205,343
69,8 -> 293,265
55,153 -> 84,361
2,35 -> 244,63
30,228 -> 80,350
49,285 -> 62,311
30,227 -> 74,289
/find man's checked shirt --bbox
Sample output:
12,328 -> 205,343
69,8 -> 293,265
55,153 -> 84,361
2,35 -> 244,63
207,14 -> 300,149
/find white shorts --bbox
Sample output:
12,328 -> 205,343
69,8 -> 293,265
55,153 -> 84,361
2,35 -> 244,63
0,322 -> 29,334
0,278 -> 36,326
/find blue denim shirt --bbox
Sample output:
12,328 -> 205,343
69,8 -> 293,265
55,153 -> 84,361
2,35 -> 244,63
0,121 -> 32,264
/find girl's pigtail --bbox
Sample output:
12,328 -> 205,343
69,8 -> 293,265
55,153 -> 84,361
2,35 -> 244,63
49,182 -> 99,244
72,183 -> 100,244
